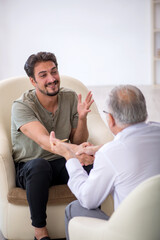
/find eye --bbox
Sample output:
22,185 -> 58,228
51,70 -> 57,75
40,74 -> 47,78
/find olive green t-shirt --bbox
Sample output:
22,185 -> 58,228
11,88 -> 78,163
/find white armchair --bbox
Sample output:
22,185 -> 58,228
69,174 -> 160,240
0,75 -> 113,240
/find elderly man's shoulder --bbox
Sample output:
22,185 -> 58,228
147,121 -> 160,127
99,138 -> 123,154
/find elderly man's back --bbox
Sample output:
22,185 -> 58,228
98,121 -> 160,209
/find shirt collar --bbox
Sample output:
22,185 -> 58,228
114,122 -> 147,140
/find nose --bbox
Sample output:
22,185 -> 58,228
46,74 -> 58,86
48,74 -> 56,82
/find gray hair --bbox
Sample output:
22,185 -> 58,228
106,85 -> 148,127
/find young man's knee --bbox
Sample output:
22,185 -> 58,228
30,158 -> 50,170
25,159 -> 51,179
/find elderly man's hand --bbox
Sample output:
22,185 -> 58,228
50,132 -> 96,165
77,153 -> 95,166
76,142 -> 100,157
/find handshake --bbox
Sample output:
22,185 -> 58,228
50,131 -> 100,166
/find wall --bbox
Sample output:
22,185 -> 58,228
0,0 -> 152,85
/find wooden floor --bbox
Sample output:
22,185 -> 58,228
88,85 -> 160,124
0,85 -> 160,240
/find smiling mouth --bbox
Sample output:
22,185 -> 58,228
45,80 -> 58,88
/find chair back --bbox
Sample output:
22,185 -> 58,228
0,75 -> 99,146
108,174 -> 160,240
0,77 -> 32,143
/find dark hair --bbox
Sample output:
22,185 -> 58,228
24,52 -> 58,78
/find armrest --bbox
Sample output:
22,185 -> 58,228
69,216 -> 109,240
0,125 -> 16,202
87,113 -> 113,145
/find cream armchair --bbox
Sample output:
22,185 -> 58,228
69,174 -> 160,240
0,75 -> 113,240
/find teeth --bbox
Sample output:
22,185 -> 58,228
47,81 -> 58,86
47,84 -> 55,87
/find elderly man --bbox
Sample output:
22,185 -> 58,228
50,85 -> 160,240
11,52 -> 94,240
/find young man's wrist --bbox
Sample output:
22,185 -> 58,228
78,115 -> 87,121
65,150 -> 76,161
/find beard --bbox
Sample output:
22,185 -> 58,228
38,80 -> 60,96
46,89 -> 60,96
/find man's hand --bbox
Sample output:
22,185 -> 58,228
50,131 -> 75,160
77,91 -> 94,120
77,153 -> 95,166
74,142 -> 94,166
50,132 -> 96,165
76,143 -> 100,157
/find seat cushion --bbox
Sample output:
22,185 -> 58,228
7,185 -> 76,205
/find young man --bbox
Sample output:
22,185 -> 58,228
50,85 -> 160,240
11,52 -> 94,240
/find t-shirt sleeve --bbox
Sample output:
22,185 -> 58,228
71,92 -> 78,129
12,101 -> 39,131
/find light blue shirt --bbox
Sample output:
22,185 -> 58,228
66,122 -> 160,210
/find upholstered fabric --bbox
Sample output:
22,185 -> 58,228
0,75 -> 113,240
7,185 -> 76,206
69,174 -> 160,240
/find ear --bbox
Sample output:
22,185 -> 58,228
108,113 -> 116,128
29,77 -> 36,87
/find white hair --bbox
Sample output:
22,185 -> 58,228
105,85 -> 148,127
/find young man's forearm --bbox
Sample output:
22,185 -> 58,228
72,118 -> 89,144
